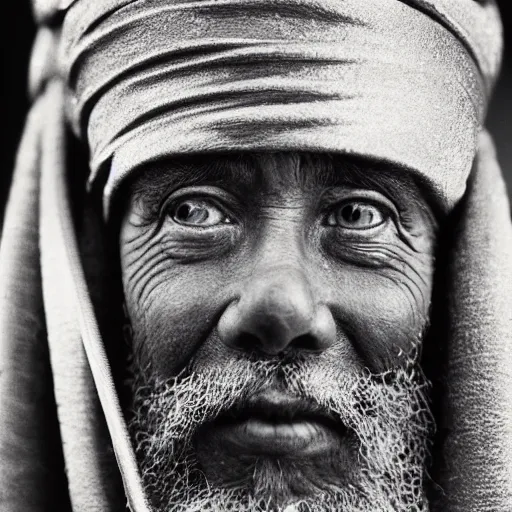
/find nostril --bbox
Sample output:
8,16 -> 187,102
290,333 -> 321,352
236,332 -> 261,352
234,332 -> 323,355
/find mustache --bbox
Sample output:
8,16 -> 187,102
130,353 -> 432,446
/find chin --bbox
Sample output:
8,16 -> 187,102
194,427 -> 358,509
242,457 -> 352,509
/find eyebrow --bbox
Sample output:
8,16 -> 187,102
313,154 -> 437,221
124,154 -> 259,217
123,152 -> 435,222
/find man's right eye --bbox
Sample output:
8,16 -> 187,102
169,198 -> 232,227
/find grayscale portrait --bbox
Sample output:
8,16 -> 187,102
1,1 -> 511,511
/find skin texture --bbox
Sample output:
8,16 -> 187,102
119,152 -> 437,506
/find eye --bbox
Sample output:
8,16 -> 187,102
325,201 -> 386,229
169,198 -> 231,227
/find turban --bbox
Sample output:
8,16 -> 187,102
1,1 -> 511,511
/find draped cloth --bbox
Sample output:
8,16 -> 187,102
0,1 -> 511,511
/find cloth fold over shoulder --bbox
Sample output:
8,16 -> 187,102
0,93 -> 53,512
435,132 -> 512,511
39,81 -> 148,511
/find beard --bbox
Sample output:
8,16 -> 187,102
127,352 -> 433,512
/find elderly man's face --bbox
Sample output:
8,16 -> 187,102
119,153 -> 436,511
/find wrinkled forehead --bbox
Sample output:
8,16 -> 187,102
56,0 -> 502,216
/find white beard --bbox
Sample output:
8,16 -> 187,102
128,355 -> 433,512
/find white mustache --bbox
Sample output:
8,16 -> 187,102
131,355 -> 432,446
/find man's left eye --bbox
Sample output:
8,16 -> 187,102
170,198 -> 231,227
325,201 -> 386,229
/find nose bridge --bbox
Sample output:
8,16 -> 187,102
217,202 -> 338,355
250,214 -> 316,309
254,193 -> 309,258
244,265 -> 315,330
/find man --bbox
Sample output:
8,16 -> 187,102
121,152 -> 436,511
0,1 -> 511,511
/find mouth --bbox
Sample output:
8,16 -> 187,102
204,389 -> 347,457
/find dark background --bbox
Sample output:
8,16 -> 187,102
1,2 -> 511,227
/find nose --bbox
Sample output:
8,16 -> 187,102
218,267 -> 336,356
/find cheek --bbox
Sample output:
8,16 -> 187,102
120,222 -> 233,376
123,253 -> 232,375
120,204 -> 249,375
325,250 -> 434,371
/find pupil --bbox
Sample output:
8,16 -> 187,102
177,203 -> 192,220
342,205 -> 361,223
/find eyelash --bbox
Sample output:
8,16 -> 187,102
321,198 -> 393,228
162,194 -> 236,226
159,191 -> 397,234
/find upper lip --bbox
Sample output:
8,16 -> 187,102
218,388 -> 343,430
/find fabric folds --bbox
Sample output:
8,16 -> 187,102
39,81 -> 147,511
0,95 -> 53,512
437,133 -> 512,511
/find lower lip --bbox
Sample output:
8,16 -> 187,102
210,417 -> 342,456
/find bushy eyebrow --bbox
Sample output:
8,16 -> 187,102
123,154 -> 259,220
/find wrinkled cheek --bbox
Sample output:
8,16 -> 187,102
331,274 -> 432,372
126,269 -> 227,378
374,288 -> 431,369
